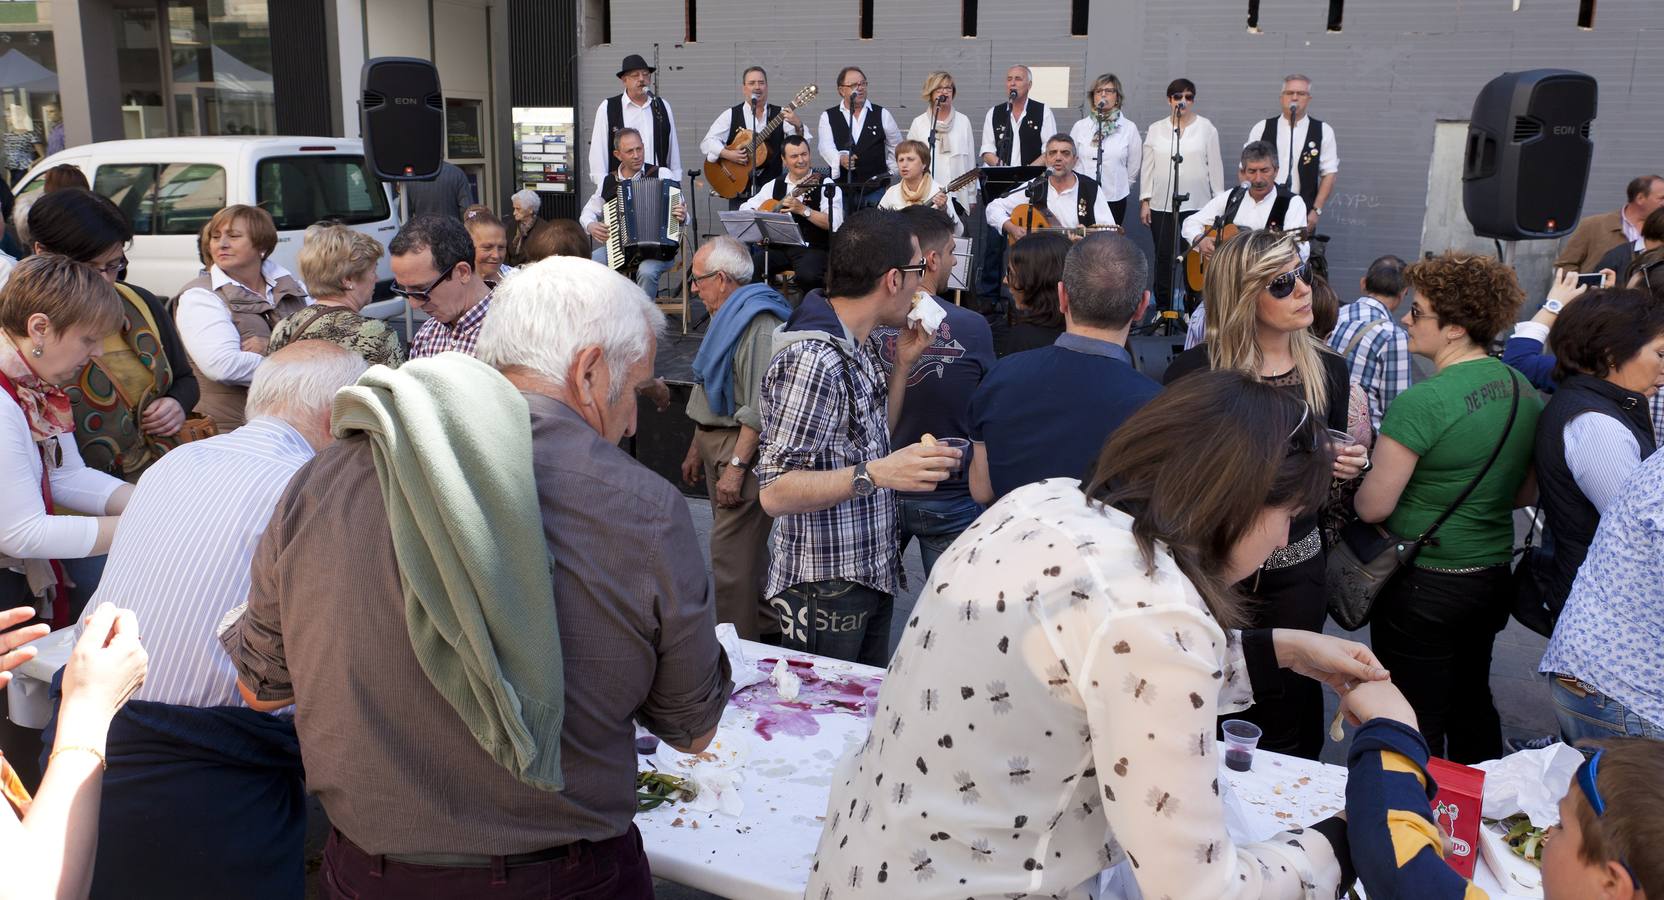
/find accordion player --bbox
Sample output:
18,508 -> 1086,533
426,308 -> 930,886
604,177 -> 683,272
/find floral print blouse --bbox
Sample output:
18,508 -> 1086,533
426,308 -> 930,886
806,478 -> 1344,899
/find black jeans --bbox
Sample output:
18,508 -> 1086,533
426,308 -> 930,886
769,579 -> 893,666
1149,209 -> 1197,313
1223,550 -> 1327,760
1370,565 -> 1512,763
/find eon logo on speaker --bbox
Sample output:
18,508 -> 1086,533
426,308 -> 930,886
1552,125 -> 1578,135
394,97 -> 417,105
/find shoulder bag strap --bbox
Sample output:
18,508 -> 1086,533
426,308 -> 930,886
1418,369 -> 1522,544
1342,318 -> 1387,358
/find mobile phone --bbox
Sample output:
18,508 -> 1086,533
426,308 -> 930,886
1576,272 -> 1605,288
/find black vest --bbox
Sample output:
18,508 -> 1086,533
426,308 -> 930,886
824,102 -> 888,185
600,164 -> 661,203
1218,184 -> 1295,233
606,94 -> 674,172
1534,374 -> 1657,607
993,100 -> 1046,166
728,103 -> 785,186
1259,115 -> 1324,208
1026,173 -> 1101,227
772,177 -> 836,249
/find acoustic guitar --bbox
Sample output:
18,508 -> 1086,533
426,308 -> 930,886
1183,223 -> 1313,292
757,173 -> 825,214
1004,203 -> 1123,246
705,85 -> 819,199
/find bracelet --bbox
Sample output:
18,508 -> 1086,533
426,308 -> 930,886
49,745 -> 107,771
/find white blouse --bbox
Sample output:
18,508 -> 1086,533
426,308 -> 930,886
1069,115 -> 1141,202
0,392 -> 123,562
907,111 -> 978,211
1140,114 -> 1226,213
807,478 -> 1343,900
175,259 -> 309,387
878,175 -> 965,235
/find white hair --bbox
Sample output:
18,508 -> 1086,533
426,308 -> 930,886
510,189 -> 541,214
1009,64 -> 1033,81
1283,73 -> 1312,89
12,194 -> 34,245
246,339 -> 369,420
476,255 -> 666,404
701,235 -> 754,283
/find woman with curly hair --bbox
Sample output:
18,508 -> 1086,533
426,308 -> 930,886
1354,250 -> 1541,763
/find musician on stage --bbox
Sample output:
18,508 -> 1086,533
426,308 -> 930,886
741,134 -> 842,291
905,71 -> 977,215
1244,74 -> 1337,231
700,66 -> 810,209
980,65 -> 1056,169
1068,73 -> 1141,224
986,135 -> 1113,243
1181,141 -> 1309,261
878,140 -> 964,235
579,127 -> 687,297
586,52 -> 683,190
817,66 -> 901,213
1140,78 -> 1224,311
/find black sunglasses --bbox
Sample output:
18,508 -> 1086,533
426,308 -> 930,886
1267,262 -> 1312,299
1170,92 -> 1195,101
391,262 -> 458,302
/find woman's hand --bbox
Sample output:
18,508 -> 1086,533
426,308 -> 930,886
57,603 -> 147,724
0,605 -> 49,691
1546,268 -> 1592,306
1339,679 -> 1418,730
1139,200 -> 1152,227
1331,442 -> 1368,481
1272,629 -> 1390,694
139,397 -> 186,436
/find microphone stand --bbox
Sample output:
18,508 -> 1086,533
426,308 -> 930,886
1283,103 -> 1298,194
1093,104 -> 1108,188
745,94 -> 762,203
1163,106 -> 1189,336
927,95 -> 942,188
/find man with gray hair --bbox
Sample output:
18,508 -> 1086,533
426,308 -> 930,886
1245,73 -> 1338,230
680,235 -> 790,639
225,257 -> 729,899
968,232 -> 1160,503
50,340 -> 367,900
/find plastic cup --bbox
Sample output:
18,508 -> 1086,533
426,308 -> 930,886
935,437 -> 971,473
1327,428 -> 1368,469
863,685 -> 882,720
1222,719 -> 1263,771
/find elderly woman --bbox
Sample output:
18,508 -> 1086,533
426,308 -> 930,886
506,189 -> 554,266
463,204 -> 514,285
269,222 -> 402,367
808,370 -> 1389,900
174,205 -> 309,430
1354,251 -> 1541,763
1530,288 -> 1663,615
1164,230 -> 1365,760
996,232 -> 1069,356
905,71 -> 977,215
28,188 -> 199,481
0,256 -> 134,620
1069,73 -> 1141,223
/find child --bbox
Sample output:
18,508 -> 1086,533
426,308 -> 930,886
1344,679 -> 1657,899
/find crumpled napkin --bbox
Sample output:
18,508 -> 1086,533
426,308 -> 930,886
768,657 -> 801,700
1474,741 -> 1585,827
907,290 -> 947,334
716,623 -> 769,695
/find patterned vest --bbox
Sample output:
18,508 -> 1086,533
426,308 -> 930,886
176,268 -> 308,430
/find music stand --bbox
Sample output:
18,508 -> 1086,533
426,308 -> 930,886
719,210 -> 806,282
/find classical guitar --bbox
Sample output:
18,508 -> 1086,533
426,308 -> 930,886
757,173 -> 826,214
705,85 -> 819,199
1184,223 -> 1313,292
1004,203 -> 1123,246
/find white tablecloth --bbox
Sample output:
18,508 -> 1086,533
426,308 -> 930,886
640,641 -> 1535,899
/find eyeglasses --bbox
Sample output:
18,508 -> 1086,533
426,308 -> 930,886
841,81 -> 866,89
1267,262 -> 1311,299
93,255 -> 128,277
1408,304 -> 1434,324
895,260 -> 928,277
1170,92 -> 1195,101
391,262 -> 457,302
689,270 -> 723,285
1575,750 -> 1639,888
1286,401 -> 1317,455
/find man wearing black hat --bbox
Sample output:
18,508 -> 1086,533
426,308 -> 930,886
587,53 -> 683,192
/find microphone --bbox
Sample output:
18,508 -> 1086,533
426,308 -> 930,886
1288,100 -> 1299,118
1175,100 -> 1188,113
750,91 -> 761,104
1008,88 -> 1019,104
1096,99 -> 1108,112
935,94 -> 946,108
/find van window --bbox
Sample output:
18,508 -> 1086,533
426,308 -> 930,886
92,163 -> 227,236
93,165 -> 158,234
257,155 -> 390,231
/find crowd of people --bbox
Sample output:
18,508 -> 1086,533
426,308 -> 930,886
0,54 -> 1662,900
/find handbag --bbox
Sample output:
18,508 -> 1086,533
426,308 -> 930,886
1508,509 -> 1557,637
1326,369 -> 1522,630
176,413 -> 219,444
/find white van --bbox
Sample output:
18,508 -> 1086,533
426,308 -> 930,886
13,136 -> 400,301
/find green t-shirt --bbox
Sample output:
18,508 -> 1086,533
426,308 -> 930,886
1379,357 -> 1541,568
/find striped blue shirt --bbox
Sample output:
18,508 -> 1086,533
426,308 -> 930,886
87,417 -> 315,709
1327,297 -> 1412,431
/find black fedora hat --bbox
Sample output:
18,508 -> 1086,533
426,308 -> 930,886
616,54 -> 655,78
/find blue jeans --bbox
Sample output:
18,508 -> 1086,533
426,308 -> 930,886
769,579 -> 892,666
589,246 -> 673,298
898,494 -> 982,577
1550,677 -> 1664,744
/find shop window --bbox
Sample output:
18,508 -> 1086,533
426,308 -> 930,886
257,156 -> 390,231
962,0 -> 977,37
584,0 -> 611,47
860,0 -> 874,38
1071,0 -> 1088,35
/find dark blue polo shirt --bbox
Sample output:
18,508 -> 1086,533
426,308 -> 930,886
968,332 -> 1161,501
875,295 -> 997,501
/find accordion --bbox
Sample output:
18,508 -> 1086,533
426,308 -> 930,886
605,177 -> 682,272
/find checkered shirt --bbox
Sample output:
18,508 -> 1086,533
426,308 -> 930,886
1327,296 -> 1411,432
408,293 -> 493,359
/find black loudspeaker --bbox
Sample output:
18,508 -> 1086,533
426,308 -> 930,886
1463,69 -> 1597,240
359,57 -> 445,181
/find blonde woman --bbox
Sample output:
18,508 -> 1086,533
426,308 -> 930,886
1069,73 -> 1141,223
905,71 -> 976,213
268,223 -> 403,367
878,140 -> 963,234
1161,229 -> 1365,761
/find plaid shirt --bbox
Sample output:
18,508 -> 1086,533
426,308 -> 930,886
408,293 -> 493,359
1327,297 -> 1410,431
757,329 -> 901,599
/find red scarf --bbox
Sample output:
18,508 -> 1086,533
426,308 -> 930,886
0,339 -> 73,626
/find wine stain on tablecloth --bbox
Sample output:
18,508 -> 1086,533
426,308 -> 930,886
736,658 -> 880,741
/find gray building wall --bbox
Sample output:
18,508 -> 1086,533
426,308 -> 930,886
578,0 -> 1658,293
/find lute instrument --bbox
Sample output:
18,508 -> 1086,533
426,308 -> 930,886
705,84 -> 819,199
757,173 -> 826,215
1184,222 -> 1314,291
1004,203 -> 1122,246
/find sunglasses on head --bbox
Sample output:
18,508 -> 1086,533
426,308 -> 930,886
1267,262 -> 1311,299
1286,401 -> 1317,455
1575,749 -> 1640,888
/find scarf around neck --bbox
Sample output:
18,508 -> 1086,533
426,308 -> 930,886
0,335 -> 72,442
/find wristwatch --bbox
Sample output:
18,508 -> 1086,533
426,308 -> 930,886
1313,207 -> 1323,217
1542,298 -> 1565,315
729,455 -> 749,470
852,461 -> 878,498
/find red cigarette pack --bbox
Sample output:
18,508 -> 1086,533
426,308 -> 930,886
1425,757 -> 1486,879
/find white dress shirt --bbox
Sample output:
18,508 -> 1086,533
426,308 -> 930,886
1140,114 -> 1225,213
587,93 -> 683,188
84,416 -> 316,709
1245,115 -> 1339,200
907,110 -> 978,210
816,101 -> 902,179
986,174 -> 1115,232
1069,115 -> 1141,202
740,174 -> 844,232
0,394 -> 123,563
175,259 -> 310,387
979,100 -> 1058,165
699,103 -> 808,162
1182,185 -> 1309,258
878,176 -> 964,234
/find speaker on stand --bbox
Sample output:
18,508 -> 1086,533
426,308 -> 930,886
1463,69 -> 1597,242
360,57 -> 446,342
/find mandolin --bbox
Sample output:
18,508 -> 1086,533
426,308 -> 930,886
758,173 -> 826,214
1004,203 -> 1122,245
1184,223 -> 1313,291
705,84 -> 819,199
